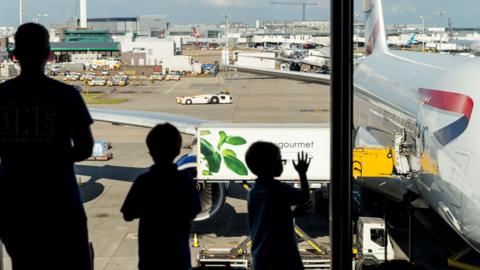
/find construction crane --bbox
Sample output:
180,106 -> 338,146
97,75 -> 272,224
270,1 -> 319,21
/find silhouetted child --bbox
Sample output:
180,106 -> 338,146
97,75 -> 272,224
0,23 -> 94,269
246,142 -> 311,270
121,123 -> 201,270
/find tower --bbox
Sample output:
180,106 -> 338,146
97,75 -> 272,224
19,0 -> 23,25
80,0 -> 87,28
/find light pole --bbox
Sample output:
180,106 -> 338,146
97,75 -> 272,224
222,14 -> 231,71
436,11 -> 446,27
420,15 -> 428,52
436,11 -> 446,44
34,13 -> 49,24
354,13 -> 359,49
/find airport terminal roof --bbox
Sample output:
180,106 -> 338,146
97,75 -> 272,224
7,42 -> 120,52
50,42 -> 120,51
88,17 -> 137,22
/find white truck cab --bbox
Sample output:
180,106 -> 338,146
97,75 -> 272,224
355,216 -> 395,267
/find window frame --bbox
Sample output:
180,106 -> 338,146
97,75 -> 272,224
330,0 -> 354,269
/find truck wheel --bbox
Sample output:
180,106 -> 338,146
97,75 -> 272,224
186,99 -> 192,105
356,257 -> 379,270
211,97 -> 219,104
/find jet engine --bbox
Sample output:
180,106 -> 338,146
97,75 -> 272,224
176,154 -> 227,221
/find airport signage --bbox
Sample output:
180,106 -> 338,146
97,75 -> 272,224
196,124 -> 330,181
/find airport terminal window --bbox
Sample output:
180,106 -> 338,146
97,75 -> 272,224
351,0 -> 480,268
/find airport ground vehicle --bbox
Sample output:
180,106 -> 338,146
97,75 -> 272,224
177,92 -> 232,105
80,73 -> 96,81
165,71 -> 181,81
353,217 -> 395,269
149,74 -> 164,81
87,77 -> 107,86
107,76 -> 128,86
63,72 -> 81,81
197,216 -> 394,269
88,140 -> 113,161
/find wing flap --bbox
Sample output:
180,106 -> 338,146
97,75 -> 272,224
230,65 -> 330,85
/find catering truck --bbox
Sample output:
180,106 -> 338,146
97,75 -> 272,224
196,124 -> 330,182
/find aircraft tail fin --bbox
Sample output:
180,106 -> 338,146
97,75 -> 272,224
407,32 -> 416,45
364,0 -> 388,55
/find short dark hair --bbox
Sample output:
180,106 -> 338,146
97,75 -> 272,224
14,23 -> 50,64
245,141 -> 280,176
146,123 -> 182,162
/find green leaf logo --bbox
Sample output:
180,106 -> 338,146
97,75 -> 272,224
223,155 -> 248,176
217,131 -> 228,150
200,131 -> 248,177
205,152 -> 221,173
222,148 -> 236,157
226,136 -> 247,145
200,130 -> 211,136
200,138 -> 214,157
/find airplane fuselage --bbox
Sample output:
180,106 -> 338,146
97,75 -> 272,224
354,50 -> 480,251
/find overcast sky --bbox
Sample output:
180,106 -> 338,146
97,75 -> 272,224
1,0 -> 479,28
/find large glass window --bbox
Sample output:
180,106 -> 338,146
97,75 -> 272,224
352,0 -> 480,268
0,0 -> 335,269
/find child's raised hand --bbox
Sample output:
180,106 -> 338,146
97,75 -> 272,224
293,151 -> 311,175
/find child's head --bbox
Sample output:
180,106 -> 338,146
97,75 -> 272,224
245,141 -> 283,178
146,123 -> 182,163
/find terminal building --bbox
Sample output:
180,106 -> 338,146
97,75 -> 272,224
62,15 -> 168,37
50,29 -> 120,62
7,28 -> 121,62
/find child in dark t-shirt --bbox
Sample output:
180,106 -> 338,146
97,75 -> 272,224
246,142 -> 311,270
121,123 -> 201,270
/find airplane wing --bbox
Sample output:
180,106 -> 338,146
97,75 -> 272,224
238,54 -> 329,67
230,65 -> 330,85
89,108 -> 213,136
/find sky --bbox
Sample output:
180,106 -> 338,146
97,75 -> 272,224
1,0 -> 480,28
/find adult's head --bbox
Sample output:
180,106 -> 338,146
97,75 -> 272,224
14,23 -> 51,74
245,141 -> 283,178
146,123 -> 182,163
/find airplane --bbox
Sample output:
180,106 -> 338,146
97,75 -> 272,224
237,53 -> 329,72
229,0 -> 480,253
387,32 -> 418,47
192,27 -> 201,39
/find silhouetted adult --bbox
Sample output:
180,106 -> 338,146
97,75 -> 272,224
246,142 -> 311,270
121,123 -> 201,270
0,23 -> 94,269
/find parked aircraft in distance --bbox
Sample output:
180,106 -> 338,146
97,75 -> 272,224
387,32 -> 418,47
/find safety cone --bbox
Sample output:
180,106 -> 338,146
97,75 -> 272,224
192,233 -> 200,248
